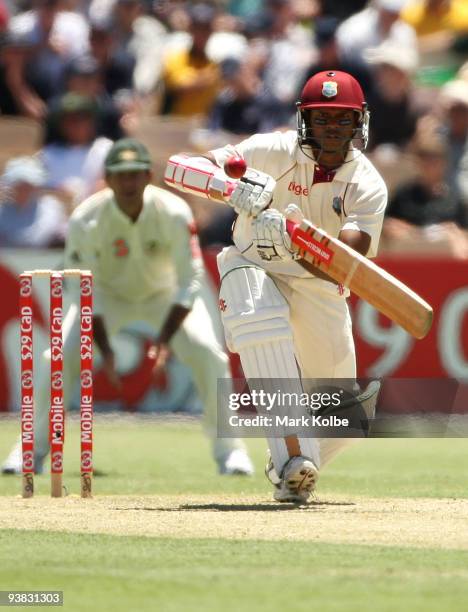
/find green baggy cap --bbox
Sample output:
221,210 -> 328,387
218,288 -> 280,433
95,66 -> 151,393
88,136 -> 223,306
105,138 -> 152,173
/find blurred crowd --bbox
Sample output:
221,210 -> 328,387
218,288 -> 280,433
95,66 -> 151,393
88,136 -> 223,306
0,0 -> 466,256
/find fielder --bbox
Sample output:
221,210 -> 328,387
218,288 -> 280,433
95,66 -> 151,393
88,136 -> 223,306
168,70 -> 386,503
3,138 -> 253,476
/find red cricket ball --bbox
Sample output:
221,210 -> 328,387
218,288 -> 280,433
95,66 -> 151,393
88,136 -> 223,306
224,155 -> 247,179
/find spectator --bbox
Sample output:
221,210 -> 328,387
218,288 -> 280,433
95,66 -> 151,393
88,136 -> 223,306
40,92 -> 113,205
46,54 -> 124,141
205,18 -> 248,66
261,0 -> 316,109
336,0 -> 417,65
364,40 -> 421,150
0,156 -> 66,248
458,138 -> 468,209
401,0 -> 468,59
0,35 -> 22,115
455,65 -> 468,207
208,57 -> 292,135
320,0 -> 367,21
301,16 -> 373,97
239,10 -> 274,76
458,60 -> 468,83
9,1 -> 89,56
226,0 -> 263,20
0,0 -> 8,33
383,127 -> 468,256
401,0 -> 468,36
4,0 -> 89,119
162,3 -> 220,116
439,79 -> 468,201
110,0 -> 167,96
89,16 -> 135,96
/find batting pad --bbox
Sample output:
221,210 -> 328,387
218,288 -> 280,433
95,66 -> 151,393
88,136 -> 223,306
220,265 -> 320,473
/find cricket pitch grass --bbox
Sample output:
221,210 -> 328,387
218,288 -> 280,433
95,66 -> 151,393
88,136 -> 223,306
1,416 -> 468,611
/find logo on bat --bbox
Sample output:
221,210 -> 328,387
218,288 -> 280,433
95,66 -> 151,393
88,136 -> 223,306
294,233 -> 333,265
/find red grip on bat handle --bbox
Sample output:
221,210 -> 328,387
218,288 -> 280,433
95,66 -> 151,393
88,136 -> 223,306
286,219 -> 298,237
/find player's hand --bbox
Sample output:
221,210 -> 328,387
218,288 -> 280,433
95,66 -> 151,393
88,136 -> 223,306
102,351 -> 122,391
284,203 -> 304,225
252,208 -> 297,261
148,342 -> 170,375
229,169 -> 276,218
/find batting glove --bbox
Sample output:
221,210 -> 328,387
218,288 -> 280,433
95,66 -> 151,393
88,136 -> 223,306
284,203 -> 304,225
229,169 -> 276,218
252,208 -> 296,262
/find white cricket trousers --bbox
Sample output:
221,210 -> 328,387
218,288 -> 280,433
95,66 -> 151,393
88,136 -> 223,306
218,246 -> 357,471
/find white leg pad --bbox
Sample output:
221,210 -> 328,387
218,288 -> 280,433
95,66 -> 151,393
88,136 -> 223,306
220,265 -> 320,472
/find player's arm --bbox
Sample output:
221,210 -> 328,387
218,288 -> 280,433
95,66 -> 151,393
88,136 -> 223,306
91,316 -> 121,389
150,304 -> 191,371
156,305 -> 191,345
338,229 -> 371,256
340,178 -> 388,258
151,205 -> 204,369
165,136 -> 276,218
92,316 -> 112,358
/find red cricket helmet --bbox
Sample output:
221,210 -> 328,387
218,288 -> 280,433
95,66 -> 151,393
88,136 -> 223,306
296,70 -> 369,150
298,70 -> 366,112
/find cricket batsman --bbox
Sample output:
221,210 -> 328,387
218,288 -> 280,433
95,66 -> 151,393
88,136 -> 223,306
166,70 -> 386,502
3,138 -> 253,476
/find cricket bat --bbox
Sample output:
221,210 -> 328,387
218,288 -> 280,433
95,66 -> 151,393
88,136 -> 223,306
285,219 -> 433,339
164,154 -> 433,339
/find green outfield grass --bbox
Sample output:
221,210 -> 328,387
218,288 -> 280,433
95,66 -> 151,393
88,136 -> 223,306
1,531 -> 468,612
1,416 -> 467,612
1,417 -> 467,499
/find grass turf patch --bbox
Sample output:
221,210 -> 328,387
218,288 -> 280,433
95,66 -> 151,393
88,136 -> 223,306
1,530 -> 468,612
1,418 -> 468,499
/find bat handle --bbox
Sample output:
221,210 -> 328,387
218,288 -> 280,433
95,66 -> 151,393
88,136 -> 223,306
286,219 -> 298,237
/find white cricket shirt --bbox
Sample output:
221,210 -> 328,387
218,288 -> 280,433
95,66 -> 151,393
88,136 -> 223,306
65,185 -> 203,313
211,130 -> 388,278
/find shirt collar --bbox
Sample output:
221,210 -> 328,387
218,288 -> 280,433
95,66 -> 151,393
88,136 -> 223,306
294,140 -> 363,184
109,186 -> 151,224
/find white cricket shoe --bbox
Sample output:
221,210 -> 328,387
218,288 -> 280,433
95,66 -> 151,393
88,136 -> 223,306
273,456 -> 319,504
219,449 -> 254,476
1,440 -> 22,475
265,455 -> 281,486
1,441 -> 44,475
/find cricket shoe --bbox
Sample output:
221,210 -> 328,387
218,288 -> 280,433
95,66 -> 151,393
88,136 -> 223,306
272,456 -> 319,504
218,449 -> 254,475
1,441 -> 44,475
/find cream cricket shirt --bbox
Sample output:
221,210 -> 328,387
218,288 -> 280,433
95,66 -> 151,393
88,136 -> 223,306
211,130 -> 388,279
65,184 -> 203,314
